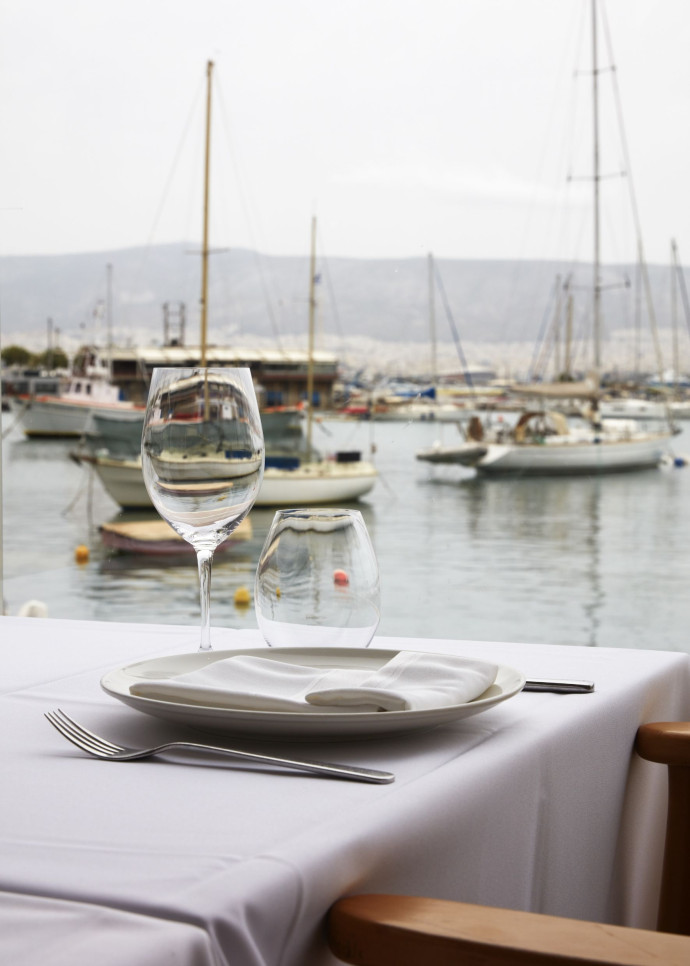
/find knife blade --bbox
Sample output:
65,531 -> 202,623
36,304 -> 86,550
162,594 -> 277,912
523,679 -> 594,694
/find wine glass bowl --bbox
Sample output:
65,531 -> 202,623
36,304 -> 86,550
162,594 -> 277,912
255,508 -> 380,648
142,367 -> 264,650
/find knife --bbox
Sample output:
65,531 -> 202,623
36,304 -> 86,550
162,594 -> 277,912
523,678 -> 594,694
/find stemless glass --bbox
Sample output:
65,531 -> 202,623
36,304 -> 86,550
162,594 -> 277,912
141,367 -> 264,651
255,508 -> 380,648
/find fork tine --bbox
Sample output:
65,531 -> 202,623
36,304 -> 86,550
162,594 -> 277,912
48,711 -> 114,755
54,709 -> 125,754
45,711 -> 107,757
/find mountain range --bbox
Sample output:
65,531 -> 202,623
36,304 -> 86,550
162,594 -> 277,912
1,244 -> 687,378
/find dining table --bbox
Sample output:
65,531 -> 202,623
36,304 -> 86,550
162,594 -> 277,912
2,614 -> 690,966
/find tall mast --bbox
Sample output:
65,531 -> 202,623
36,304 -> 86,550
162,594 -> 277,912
200,60 -> 213,368
671,240 -> 679,394
428,253 -> 437,397
591,0 -> 601,377
106,262 -> 113,377
306,215 -> 317,453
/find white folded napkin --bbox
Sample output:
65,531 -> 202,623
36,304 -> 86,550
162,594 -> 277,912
130,651 -> 498,714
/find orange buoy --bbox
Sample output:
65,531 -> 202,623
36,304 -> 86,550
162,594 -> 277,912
333,569 -> 349,586
74,544 -> 90,564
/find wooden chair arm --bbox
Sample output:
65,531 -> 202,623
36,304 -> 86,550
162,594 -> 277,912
635,722 -> 690,766
635,722 -> 690,934
327,894 -> 690,966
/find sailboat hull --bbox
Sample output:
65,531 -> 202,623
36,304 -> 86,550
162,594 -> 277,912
257,461 -> 378,505
75,453 -> 377,508
474,434 -> 671,476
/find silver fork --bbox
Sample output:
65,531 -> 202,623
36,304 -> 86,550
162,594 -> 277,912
45,709 -> 394,784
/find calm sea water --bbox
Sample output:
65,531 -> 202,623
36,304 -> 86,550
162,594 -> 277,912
3,415 -> 690,654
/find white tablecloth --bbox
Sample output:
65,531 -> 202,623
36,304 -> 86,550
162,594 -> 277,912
2,616 -> 689,966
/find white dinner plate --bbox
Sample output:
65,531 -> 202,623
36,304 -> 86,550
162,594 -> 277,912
101,646 -> 526,740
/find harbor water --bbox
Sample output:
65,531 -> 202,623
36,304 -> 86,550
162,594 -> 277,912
3,415 -> 690,654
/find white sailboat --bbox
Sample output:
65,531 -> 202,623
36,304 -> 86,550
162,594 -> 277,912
74,73 -> 375,509
260,215 -> 377,503
418,0 -> 674,477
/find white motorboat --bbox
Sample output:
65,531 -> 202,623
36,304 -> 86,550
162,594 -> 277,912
14,358 -> 140,438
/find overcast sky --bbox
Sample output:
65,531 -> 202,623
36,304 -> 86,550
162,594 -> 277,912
1,0 -> 688,265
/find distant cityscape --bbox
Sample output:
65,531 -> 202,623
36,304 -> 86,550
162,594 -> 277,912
1,244 -> 688,382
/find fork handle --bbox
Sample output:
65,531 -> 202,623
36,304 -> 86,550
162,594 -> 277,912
164,741 -> 395,784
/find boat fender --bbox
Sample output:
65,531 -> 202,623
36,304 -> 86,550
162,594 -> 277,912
74,544 -> 90,564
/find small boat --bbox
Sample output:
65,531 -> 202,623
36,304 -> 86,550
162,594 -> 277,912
13,351 -> 141,438
416,441 -> 488,467
100,516 -> 251,555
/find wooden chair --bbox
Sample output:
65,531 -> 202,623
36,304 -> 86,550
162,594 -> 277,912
327,722 -> 690,966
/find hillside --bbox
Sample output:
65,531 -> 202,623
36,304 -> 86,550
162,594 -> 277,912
0,245 -> 687,378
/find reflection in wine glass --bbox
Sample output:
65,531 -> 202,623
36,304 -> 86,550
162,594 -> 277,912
142,367 -> 264,651
255,508 -> 380,647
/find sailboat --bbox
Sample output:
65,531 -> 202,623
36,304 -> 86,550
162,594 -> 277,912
75,70 -> 375,508
259,215 -> 377,504
418,0 -> 674,477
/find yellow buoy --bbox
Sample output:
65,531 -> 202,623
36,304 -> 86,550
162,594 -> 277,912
234,586 -> 251,607
74,544 -> 90,564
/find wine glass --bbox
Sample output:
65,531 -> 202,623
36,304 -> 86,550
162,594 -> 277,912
255,508 -> 380,648
141,367 -> 264,651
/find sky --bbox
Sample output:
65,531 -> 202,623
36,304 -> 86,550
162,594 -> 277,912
1,0 -> 689,265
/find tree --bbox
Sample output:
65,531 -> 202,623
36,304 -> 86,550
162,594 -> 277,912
1,345 -> 32,366
35,348 -> 69,369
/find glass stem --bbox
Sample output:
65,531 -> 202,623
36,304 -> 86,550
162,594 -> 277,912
196,547 -> 214,651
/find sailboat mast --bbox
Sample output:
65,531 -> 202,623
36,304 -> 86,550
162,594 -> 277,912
200,60 -> 213,369
306,215 -> 317,453
671,240 -> 679,394
591,0 -> 601,376
428,253 -> 437,398
106,262 -> 113,377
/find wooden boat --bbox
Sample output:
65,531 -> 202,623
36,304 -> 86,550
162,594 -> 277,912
100,516 -> 251,555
